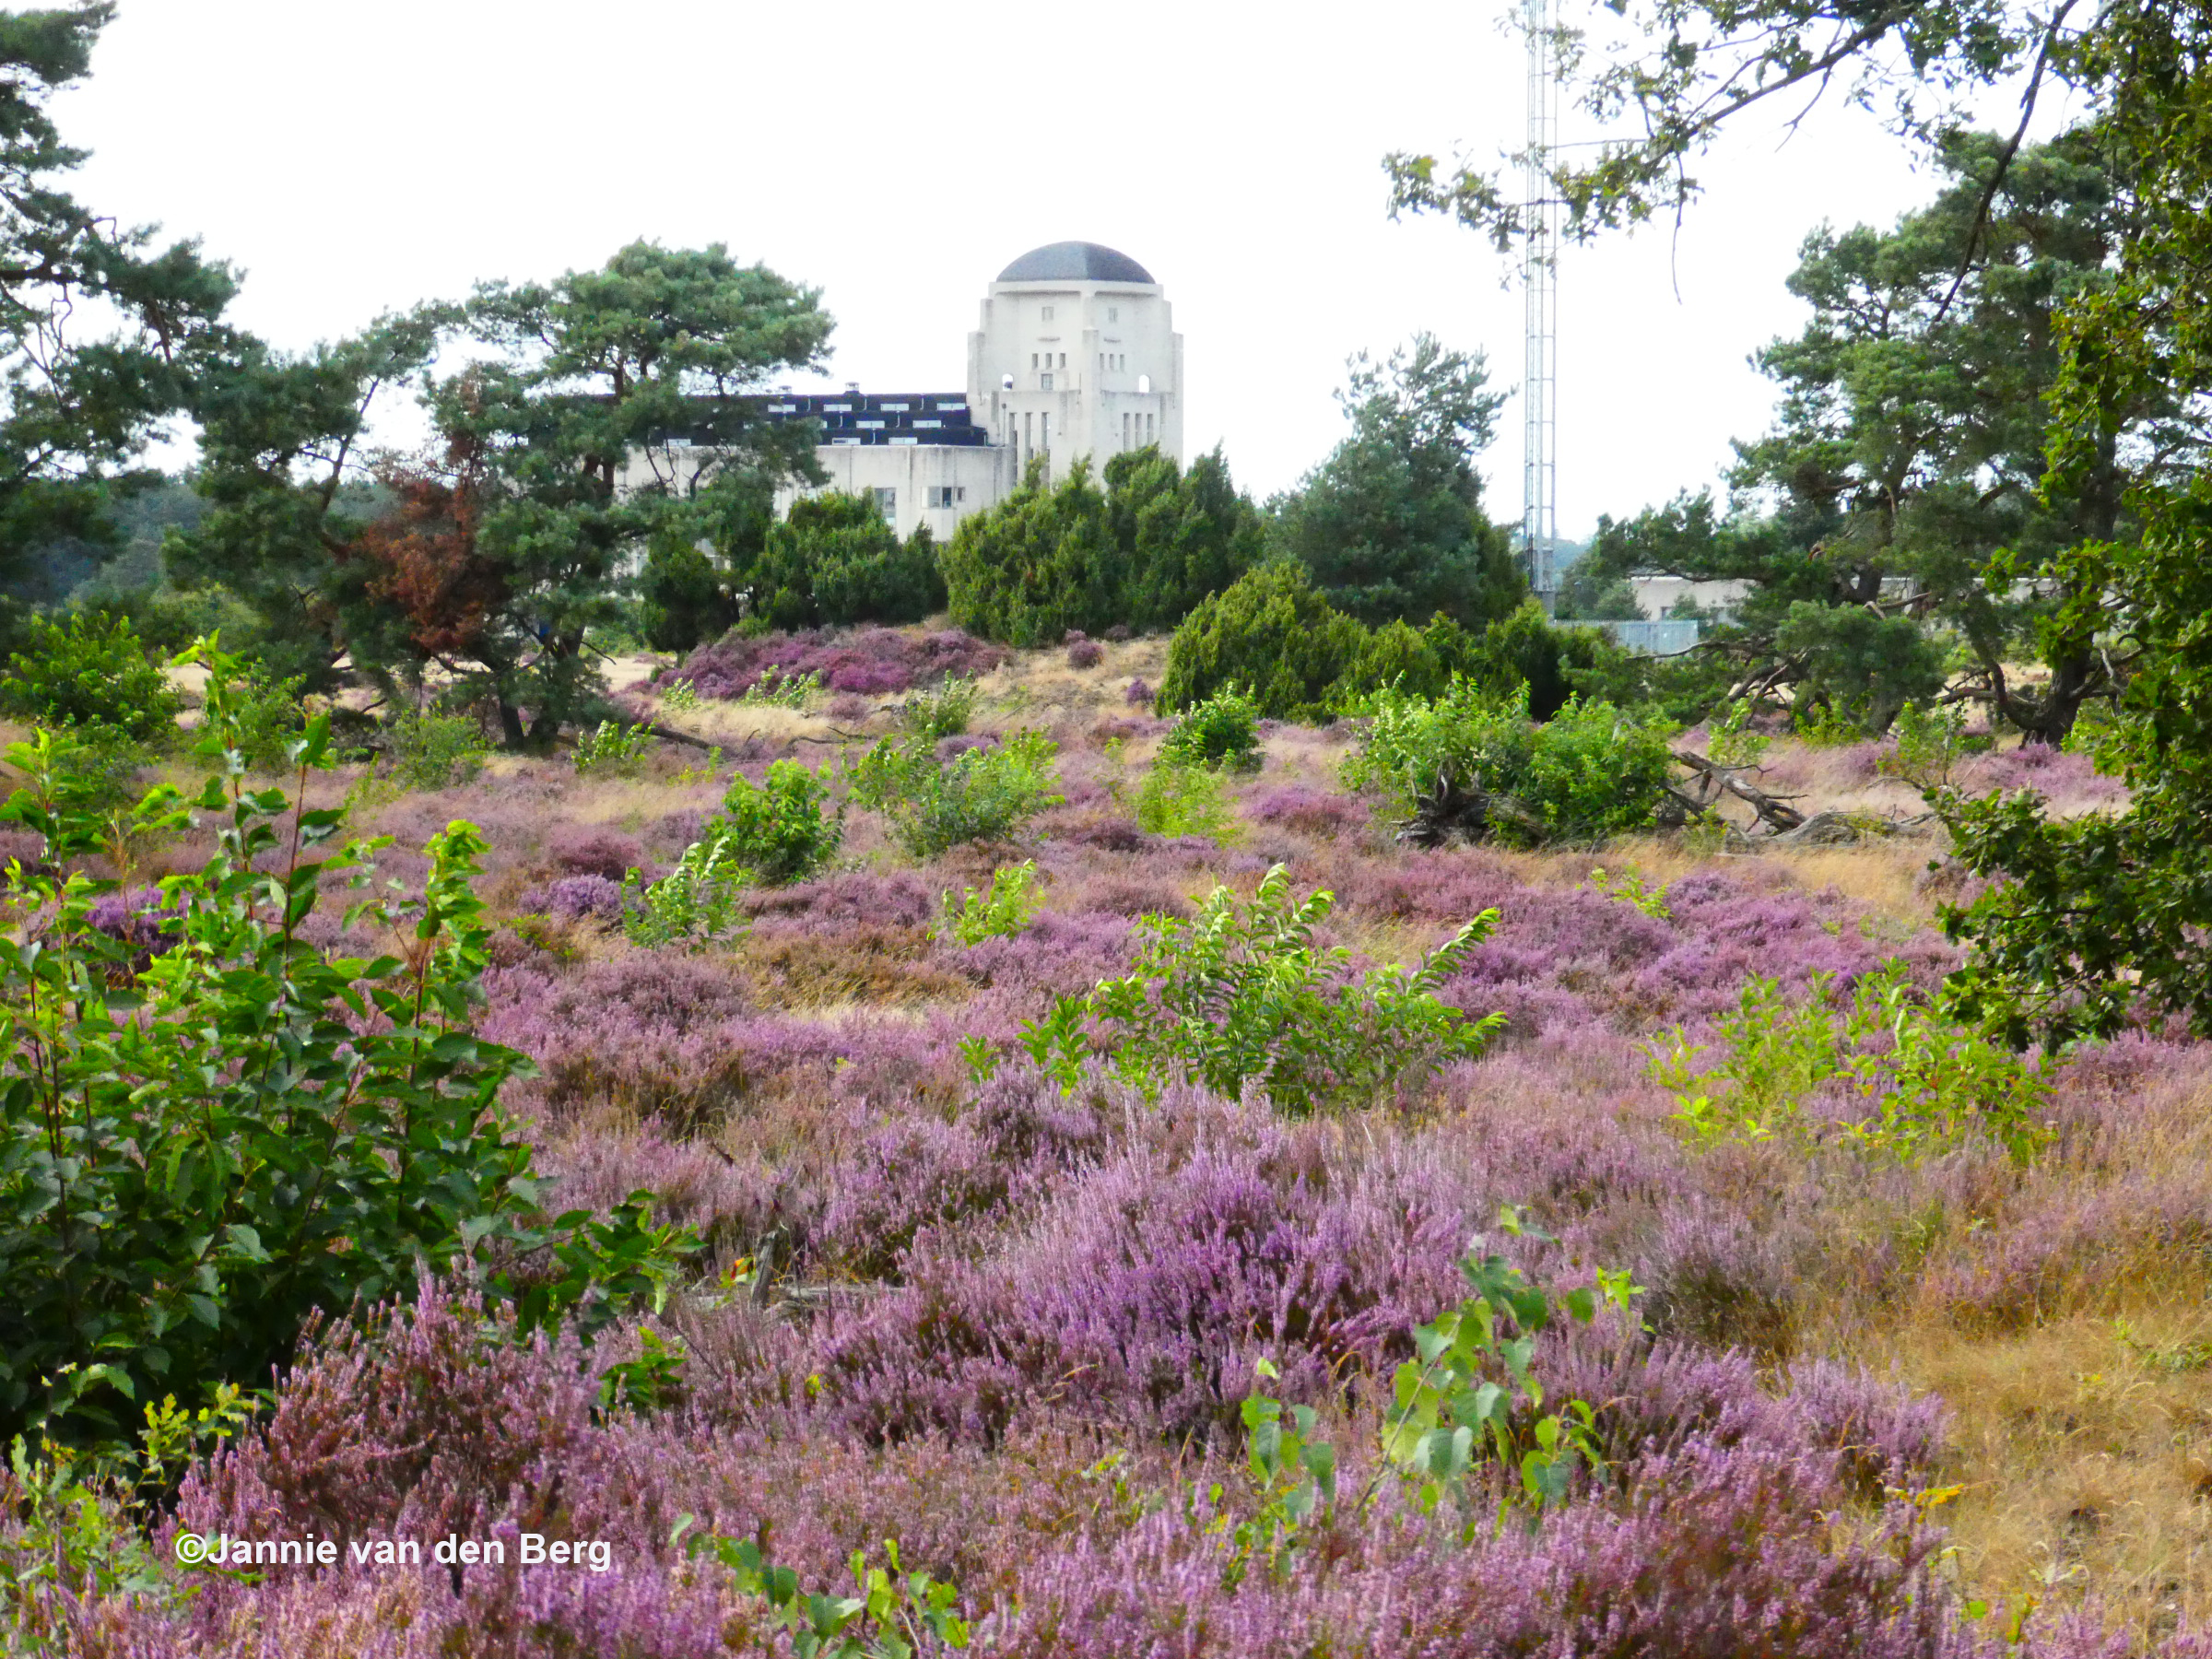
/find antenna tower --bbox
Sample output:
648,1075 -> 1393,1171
1521,0 -> 1559,600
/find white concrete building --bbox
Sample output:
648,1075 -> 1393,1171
625,242 -> 1182,543
967,241 -> 1182,486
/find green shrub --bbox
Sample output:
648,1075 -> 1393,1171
942,449 -> 1264,645
1159,684 -> 1262,771
1650,961 -> 2052,1163
574,719 -> 653,777
1237,1217 -> 1637,1573
1464,599 -> 1627,723
1130,760 -> 1239,844
744,492 -> 945,630
1878,700 -> 1972,791
1703,696 -> 1771,770
898,674 -> 978,742
1341,679 -> 1677,848
1157,563 -> 1367,720
0,644 -> 692,1446
382,711 -> 490,790
1019,864 -> 1501,1115
620,838 -> 752,950
712,759 -> 842,885
937,860 -> 1041,946
227,669 -> 310,774
848,730 -> 1063,858
0,611 -> 180,741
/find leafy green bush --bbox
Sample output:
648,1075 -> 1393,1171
712,759 -> 842,885
1020,864 -> 1501,1115
227,669 -> 309,774
1702,696 -> 1771,770
0,611 -> 180,741
620,838 -> 753,950
573,720 -> 653,777
382,711 -> 490,791
1341,679 -> 1677,848
1156,563 -> 1368,720
937,860 -> 1040,946
1130,760 -> 1239,844
0,643 -> 691,1446
1650,961 -> 2052,1163
848,730 -> 1063,858
1159,684 -> 1262,771
743,491 -> 945,630
898,674 -> 978,742
1236,1214 -> 1637,1580
1879,700 -> 1975,791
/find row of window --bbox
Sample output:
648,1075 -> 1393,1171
1038,306 -> 1120,324
1031,352 -> 1066,371
1123,411 -> 1157,448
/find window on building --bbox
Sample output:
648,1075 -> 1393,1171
1041,305 -> 1054,322
1108,306 -> 1119,323
871,488 -> 896,520
1023,411 -> 1033,455
1122,411 -> 1131,449
1041,372 -> 1053,391
1030,353 -> 1038,370
1058,352 -> 1066,369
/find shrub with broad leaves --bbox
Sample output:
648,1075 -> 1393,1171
712,759 -> 842,886
1019,864 -> 1502,1115
0,641 -> 693,1447
1342,678 -> 1677,848
848,730 -> 1064,858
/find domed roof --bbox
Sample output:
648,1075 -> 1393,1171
995,241 -> 1156,284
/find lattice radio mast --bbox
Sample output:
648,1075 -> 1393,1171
1521,0 -> 1559,601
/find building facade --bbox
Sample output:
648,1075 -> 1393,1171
767,241 -> 1184,540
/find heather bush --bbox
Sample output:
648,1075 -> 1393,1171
668,625 -> 1006,701
849,729 -> 1064,858
1159,683 -> 1263,771
1023,865 -> 1503,1115
938,860 -> 1041,946
0,644 -> 688,1446
1066,635 -> 1103,669
547,824 -> 646,882
710,759 -> 842,885
1342,678 -> 1677,847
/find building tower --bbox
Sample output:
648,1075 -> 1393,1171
969,241 -> 1182,485
1522,0 -> 1560,601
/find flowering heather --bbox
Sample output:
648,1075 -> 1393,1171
29,672 -> 2212,1654
665,624 -> 1008,700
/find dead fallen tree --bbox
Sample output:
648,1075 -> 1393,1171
1671,749 -> 1807,833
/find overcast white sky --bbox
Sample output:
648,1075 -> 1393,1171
56,1 -> 2072,539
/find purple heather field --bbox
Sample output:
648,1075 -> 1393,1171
41,645 -> 2212,1657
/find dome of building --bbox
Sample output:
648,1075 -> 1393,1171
995,241 -> 1156,284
